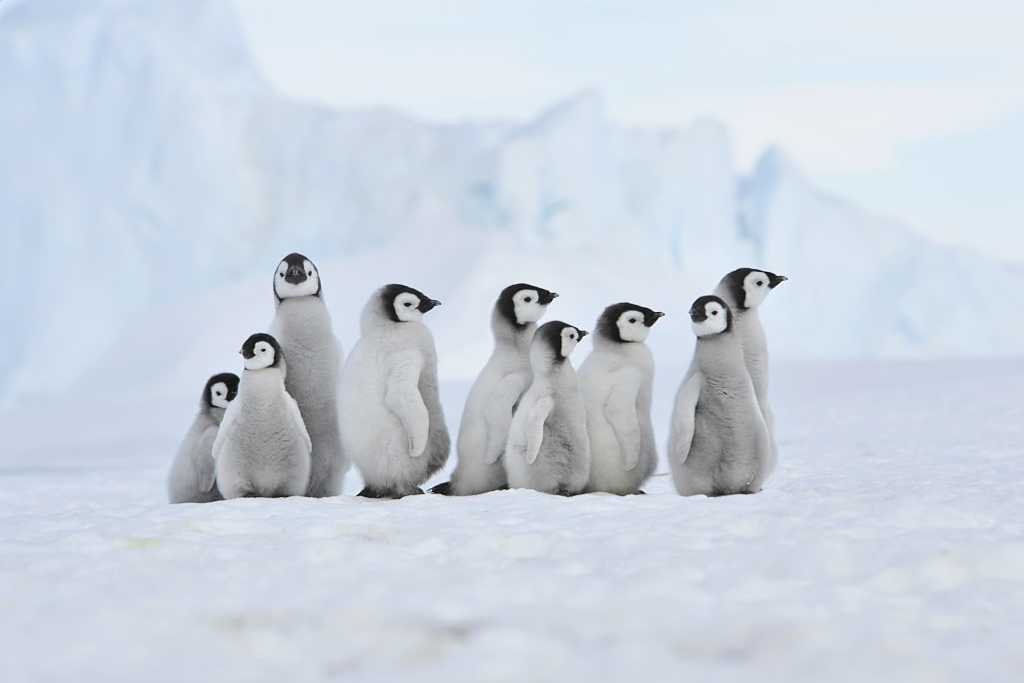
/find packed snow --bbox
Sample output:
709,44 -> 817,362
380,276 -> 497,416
2,359 -> 1022,681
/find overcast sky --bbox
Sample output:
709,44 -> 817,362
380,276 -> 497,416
234,0 -> 1024,262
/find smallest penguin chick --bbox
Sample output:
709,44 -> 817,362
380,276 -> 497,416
167,372 -> 239,503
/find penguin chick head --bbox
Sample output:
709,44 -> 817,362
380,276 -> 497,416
497,283 -> 558,327
204,372 -> 239,409
722,267 -> 787,310
240,333 -> 283,371
274,252 -> 321,301
596,302 -> 665,343
533,320 -> 588,364
381,284 -> 441,323
690,295 -> 731,337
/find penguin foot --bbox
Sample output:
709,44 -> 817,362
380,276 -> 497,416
429,482 -> 452,495
633,490 -> 647,495
554,486 -> 576,497
357,487 -> 387,499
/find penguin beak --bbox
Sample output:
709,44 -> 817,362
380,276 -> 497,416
541,291 -> 559,304
284,264 -> 307,285
577,329 -> 589,340
419,298 -> 442,313
649,312 -> 665,326
768,274 -> 788,288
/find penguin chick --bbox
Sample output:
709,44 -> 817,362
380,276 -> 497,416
504,320 -> 591,495
339,285 -> 450,498
270,252 -> 345,498
167,372 -> 238,503
715,267 -> 786,473
439,283 -> 558,496
213,333 -> 312,498
667,296 -> 771,496
579,303 -> 663,495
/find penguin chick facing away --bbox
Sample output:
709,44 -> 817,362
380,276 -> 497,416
437,283 -> 559,496
213,334 -> 312,499
580,303 -> 664,495
714,267 -> 786,474
667,296 -> 771,496
504,321 -> 591,496
339,284 -> 450,499
167,373 -> 239,503
271,253 -> 345,498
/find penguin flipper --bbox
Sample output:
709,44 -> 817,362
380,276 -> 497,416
197,426 -> 219,493
384,351 -> 429,458
285,392 -> 312,454
430,481 -> 452,495
483,374 -> 526,464
671,370 -> 702,464
525,396 -> 553,465
604,368 -> 643,472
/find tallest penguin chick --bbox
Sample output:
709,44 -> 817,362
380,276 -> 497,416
339,284 -> 450,498
270,253 -> 345,497
714,267 -> 786,472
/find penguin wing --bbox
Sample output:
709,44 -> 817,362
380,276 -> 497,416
670,370 -> 703,464
196,426 -> 219,493
384,350 -> 429,458
482,374 -> 527,464
604,368 -> 644,471
285,393 -> 312,454
525,396 -> 554,465
211,404 -> 237,463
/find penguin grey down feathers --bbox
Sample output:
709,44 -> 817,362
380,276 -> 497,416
714,267 -> 786,474
504,320 -> 591,495
167,372 -> 238,503
580,303 -> 663,495
214,334 -> 312,499
442,283 -> 558,496
271,253 -> 345,497
668,296 -> 771,496
339,284 -> 450,498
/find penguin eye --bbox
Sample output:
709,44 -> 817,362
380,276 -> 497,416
279,272 -> 285,278
756,280 -> 764,287
711,310 -> 719,316
404,302 -> 413,307
524,297 -> 532,303
307,270 -> 313,277
629,318 -> 636,324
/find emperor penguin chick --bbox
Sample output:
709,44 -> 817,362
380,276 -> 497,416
667,296 -> 771,496
504,321 -> 591,496
579,303 -> 664,495
339,285 -> 450,498
439,283 -> 559,496
714,267 -> 786,473
167,373 -> 239,503
270,253 -> 345,497
214,334 -> 312,499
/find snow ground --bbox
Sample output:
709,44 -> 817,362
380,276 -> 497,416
1,359 -> 1022,682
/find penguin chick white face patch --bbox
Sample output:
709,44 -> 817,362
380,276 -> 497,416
209,381 -> 230,409
244,341 -> 277,370
512,289 -> 546,325
691,301 -> 729,337
742,271 -> 772,309
274,258 -> 320,300
560,326 -> 583,357
393,292 -> 424,322
616,310 -> 650,343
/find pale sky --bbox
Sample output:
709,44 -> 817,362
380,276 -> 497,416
234,0 -> 1024,262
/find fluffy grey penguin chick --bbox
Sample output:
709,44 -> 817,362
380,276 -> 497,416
580,303 -> 664,495
270,253 -> 345,497
436,283 -> 559,496
504,320 -> 591,495
714,267 -> 786,473
668,296 -> 771,496
214,333 -> 312,498
167,372 -> 239,503
339,284 -> 450,498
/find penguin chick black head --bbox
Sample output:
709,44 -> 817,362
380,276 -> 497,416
689,295 -> 732,338
380,284 -> 441,323
240,333 -> 283,371
596,302 -> 665,343
496,283 -> 558,327
274,252 -> 322,301
534,320 -> 588,362
204,372 -> 239,409
721,267 -> 787,310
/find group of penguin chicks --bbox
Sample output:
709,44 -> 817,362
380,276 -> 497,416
168,252 -> 787,503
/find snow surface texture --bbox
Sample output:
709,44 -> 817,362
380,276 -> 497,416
2,359 -> 1023,682
2,0 -> 1024,404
